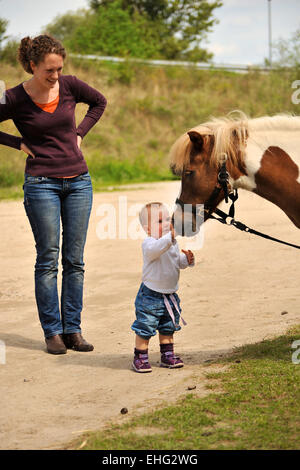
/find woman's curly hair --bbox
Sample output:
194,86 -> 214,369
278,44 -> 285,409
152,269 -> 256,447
18,35 -> 66,74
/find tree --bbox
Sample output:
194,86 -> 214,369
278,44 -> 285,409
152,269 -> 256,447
71,1 -> 161,59
0,39 -> 19,65
88,0 -> 222,60
89,0 -> 111,9
45,0 -> 222,61
90,0 -> 168,19
272,28 -> 300,68
42,9 -> 88,43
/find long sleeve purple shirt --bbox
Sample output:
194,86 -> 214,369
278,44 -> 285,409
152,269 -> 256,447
0,75 -> 107,176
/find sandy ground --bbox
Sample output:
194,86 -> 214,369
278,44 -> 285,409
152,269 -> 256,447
0,180 -> 299,450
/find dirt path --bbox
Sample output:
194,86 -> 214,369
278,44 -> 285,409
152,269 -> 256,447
0,181 -> 299,450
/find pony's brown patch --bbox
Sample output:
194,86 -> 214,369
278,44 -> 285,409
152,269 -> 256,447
254,146 -> 300,228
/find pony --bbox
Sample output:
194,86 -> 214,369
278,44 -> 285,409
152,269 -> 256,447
170,111 -> 300,236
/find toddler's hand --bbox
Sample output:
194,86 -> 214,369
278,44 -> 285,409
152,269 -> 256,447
182,249 -> 195,265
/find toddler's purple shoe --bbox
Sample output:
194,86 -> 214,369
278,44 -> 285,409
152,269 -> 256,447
160,351 -> 184,369
132,352 -> 152,373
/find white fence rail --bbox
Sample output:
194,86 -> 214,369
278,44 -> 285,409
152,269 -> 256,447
70,54 -> 272,73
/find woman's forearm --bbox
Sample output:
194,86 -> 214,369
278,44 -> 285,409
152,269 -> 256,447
0,131 -> 22,150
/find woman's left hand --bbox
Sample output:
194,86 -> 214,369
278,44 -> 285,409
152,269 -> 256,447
77,135 -> 82,149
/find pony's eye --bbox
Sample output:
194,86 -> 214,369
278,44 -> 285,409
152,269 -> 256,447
184,170 -> 194,177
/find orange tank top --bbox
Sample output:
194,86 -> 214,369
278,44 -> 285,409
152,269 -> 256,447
34,95 -> 79,178
34,94 -> 59,113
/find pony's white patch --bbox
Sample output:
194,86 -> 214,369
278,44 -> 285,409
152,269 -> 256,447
234,116 -> 300,190
233,139 -> 264,191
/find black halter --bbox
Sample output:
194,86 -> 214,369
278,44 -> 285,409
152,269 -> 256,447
204,158 -> 239,218
175,157 -> 238,219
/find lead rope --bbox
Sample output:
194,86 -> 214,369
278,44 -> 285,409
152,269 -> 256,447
209,158 -> 300,250
208,205 -> 300,250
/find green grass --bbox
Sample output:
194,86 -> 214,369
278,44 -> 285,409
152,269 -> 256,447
70,325 -> 300,450
0,60 -> 299,200
0,158 -> 176,201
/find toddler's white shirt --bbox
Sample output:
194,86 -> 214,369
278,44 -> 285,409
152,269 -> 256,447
141,231 -> 193,294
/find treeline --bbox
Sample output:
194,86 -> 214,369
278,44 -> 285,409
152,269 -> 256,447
44,0 -> 222,61
0,0 -> 223,64
1,1 -> 300,66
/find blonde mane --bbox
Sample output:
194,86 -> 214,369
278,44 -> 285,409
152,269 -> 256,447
169,111 -> 300,174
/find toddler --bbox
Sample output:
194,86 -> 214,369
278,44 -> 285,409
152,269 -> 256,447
131,202 -> 195,373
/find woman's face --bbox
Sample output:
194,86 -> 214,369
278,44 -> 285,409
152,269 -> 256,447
30,53 -> 63,89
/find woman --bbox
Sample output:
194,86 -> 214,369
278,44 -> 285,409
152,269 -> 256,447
0,35 -> 107,354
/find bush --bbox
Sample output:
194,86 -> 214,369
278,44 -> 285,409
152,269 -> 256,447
0,39 -> 19,65
68,1 -> 161,59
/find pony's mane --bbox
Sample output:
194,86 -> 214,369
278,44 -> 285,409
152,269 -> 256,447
169,111 -> 300,174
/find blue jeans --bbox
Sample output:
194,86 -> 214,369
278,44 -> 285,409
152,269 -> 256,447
131,283 -> 182,340
23,172 -> 93,338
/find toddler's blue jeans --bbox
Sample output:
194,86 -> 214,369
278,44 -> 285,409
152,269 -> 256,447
131,283 -> 182,340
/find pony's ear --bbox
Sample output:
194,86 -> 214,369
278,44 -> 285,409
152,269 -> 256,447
187,131 -> 204,151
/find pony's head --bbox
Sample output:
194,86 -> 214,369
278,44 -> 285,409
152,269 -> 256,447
170,111 -> 249,235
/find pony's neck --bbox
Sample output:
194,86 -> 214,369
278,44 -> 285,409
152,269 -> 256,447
232,125 -> 300,192
231,124 -> 300,228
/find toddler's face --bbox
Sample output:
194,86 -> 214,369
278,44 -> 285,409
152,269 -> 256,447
146,205 -> 171,239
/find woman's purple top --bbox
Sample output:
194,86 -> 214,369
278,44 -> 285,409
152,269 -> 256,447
0,75 -> 107,176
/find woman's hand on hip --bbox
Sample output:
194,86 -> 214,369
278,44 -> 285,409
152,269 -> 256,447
77,135 -> 82,149
20,142 -> 35,158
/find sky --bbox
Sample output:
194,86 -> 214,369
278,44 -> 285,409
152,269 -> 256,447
1,0 -> 299,65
